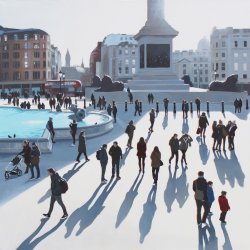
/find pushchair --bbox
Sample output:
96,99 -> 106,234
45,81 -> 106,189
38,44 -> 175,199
4,155 -> 23,180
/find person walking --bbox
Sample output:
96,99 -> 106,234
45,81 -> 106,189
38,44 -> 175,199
218,191 -> 230,224
169,134 -> 179,168
109,141 -> 122,179
198,112 -> 209,138
107,104 -> 112,116
76,131 -> 90,162
195,98 -> 201,116
211,121 -> 218,150
137,137 -> 147,173
183,101 -> 189,119
125,120 -> 136,148
178,133 -> 193,167
215,120 -> 224,151
234,98 -> 239,113
134,100 -> 140,116
99,144 -> 108,184
148,108 -> 156,132
238,98 -> 242,113
112,103 -> 118,123
43,168 -> 68,219
150,146 -> 161,185
46,117 -> 56,143
163,98 -> 169,115
19,140 -> 31,174
192,171 -> 209,227
207,181 -> 215,215
30,142 -> 41,179
69,119 -> 77,146
228,121 -> 237,150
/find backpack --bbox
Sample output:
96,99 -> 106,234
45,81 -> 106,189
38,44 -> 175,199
59,178 -> 68,193
96,149 -> 101,160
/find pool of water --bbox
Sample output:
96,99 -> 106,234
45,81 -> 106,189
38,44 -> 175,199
0,107 -> 109,138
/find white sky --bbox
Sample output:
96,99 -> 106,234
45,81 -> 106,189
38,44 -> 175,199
0,0 -> 250,66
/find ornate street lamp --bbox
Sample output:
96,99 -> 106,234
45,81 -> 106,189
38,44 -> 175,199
58,70 -> 66,94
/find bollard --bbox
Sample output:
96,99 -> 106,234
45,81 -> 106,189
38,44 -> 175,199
84,99 -> 86,109
75,98 -> 77,105
173,102 -> 176,114
139,101 -> 142,113
125,101 -> 128,112
206,101 -> 209,113
156,101 -> 159,113
190,101 -> 193,113
221,101 -> 225,113
93,99 -> 96,109
246,99 -> 249,110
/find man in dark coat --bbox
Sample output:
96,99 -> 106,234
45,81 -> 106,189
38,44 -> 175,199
163,98 -> 169,115
46,117 -> 56,143
193,171 -> 209,227
99,144 -> 108,183
169,134 -> 179,168
43,168 -> 68,219
112,104 -> 118,123
76,131 -> 90,162
109,141 -> 122,179
126,120 -> 136,148
69,120 -> 77,146
234,98 -> 239,113
195,98 -> 201,116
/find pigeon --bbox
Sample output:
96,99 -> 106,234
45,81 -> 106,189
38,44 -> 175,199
8,135 -> 12,138
13,134 -> 16,138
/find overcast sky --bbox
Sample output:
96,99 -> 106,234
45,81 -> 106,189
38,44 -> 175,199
1,0 -> 250,66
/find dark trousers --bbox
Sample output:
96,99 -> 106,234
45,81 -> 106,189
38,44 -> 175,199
152,168 -> 159,183
49,130 -> 55,142
220,211 -> 227,222
30,164 -> 40,178
101,162 -> 107,181
113,113 -> 117,122
180,149 -> 187,165
127,134 -> 133,147
229,136 -> 235,150
207,202 -> 212,212
169,150 -> 179,165
195,200 -> 209,224
24,163 -> 31,173
76,151 -> 88,161
200,127 -> 206,136
164,106 -> 168,114
149,120 -> 154,131
71,132 -> 76,145
48,194 -> 67,215
112,159 -> 120,177
138,157 -> 145,171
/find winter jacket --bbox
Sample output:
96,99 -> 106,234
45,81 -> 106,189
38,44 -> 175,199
207,186 -> 215,204
150,150 -> 161,168
19,144 -> 31,164
211,124 -> 218,138
126,124 -> 136,135
149,111 -> 155,122
199,115 -> 209,128
218,195 -> 230,212
50,173 -> 62,195
78,134 -> 86,153
69,122 -> 77,134
169,137 -> 179,152
179,135 -> 193,151
109,145 -> 122,161
228,125 -> 237,136
192,177 -> 208,201
99,147 -> 108,164
31,146 -> 41,165
216,124 -> 224,140
137,141 -> 147,158
46,120 -> 54,131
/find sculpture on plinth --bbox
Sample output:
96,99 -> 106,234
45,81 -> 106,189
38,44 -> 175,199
68,104 -> 85,121
209,74 -> 239,92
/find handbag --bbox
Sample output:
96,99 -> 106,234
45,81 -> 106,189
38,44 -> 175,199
160,160 -> 163,166
194,181 -> 204,201
196,127 -> 201,134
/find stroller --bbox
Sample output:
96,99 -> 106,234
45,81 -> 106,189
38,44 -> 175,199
5,155 -> 23,180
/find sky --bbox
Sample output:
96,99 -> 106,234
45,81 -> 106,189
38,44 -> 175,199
1,0 -> 250,66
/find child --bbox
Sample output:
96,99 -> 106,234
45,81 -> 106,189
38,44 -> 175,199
207,181 -> 215,215
218,191 -> 230,223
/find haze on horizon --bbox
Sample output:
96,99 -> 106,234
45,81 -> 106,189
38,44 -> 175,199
0,0 -> 250,66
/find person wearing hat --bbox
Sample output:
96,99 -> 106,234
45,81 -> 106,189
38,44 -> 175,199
76,131 -> 90,162
125,120 -> 136,148
30,142 -> 41,179
43,168 -> 68,219
69,119 -> 77,146
46,117 -> 56,143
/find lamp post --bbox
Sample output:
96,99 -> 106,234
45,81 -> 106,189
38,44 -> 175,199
58,70 -> 65,95
213,70 -> 217,81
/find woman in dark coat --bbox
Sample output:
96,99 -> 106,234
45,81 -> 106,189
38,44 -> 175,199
76,131 -> 90,162
216,120 -> 224,151
198,112 -> 209,137
211,121 -> 218,150
19,140 -> 31,174
150,146 -> 161,185
137,137 -> 147,173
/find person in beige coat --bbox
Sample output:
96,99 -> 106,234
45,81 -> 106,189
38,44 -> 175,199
150,146 -> 161,185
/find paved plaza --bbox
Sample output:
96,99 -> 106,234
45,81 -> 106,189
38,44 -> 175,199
0,98 -> 249,250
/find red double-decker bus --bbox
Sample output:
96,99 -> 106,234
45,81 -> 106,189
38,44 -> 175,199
44,80 -> 82,96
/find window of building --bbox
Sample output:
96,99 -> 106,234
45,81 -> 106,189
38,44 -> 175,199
205,77 -> 208,82
215,42 -> 218,48
182,69 -> 186,75
33,61 -> 40,69
2,52 -> 9,59
25,71 -> 29,80
199,77 -> 203,83
132,67 -> 136,75
199,69 -> 203,75
43,52 -> 46,58
33,71 -> 40,80
243,63 -> 247,71
118,67 -> 122,74
222,41 -> 226,47
33,43 -> 40,49
234,41 -> 238,47
24,52 -> 28,59
243,74 -> 247,79
234,62 -> 238,71
222,52 -> 226,57
43,71 -> 46,79
34,51 -> 40,58
13,72 -> 20,80
125,67 -> 129,74
1,72 -> 9,80
43,61 -> 46,68
34,34 -> 38,40
205,64 -> 208,67
215,53 -> 218,57
13,61 -> 20,68
24,61 -> 28,68
2,62 -> 9,68
205,69 -> 208,74
244,41 -> 247,47
183,64 -> 186,68
194,77 -> 197,83
131,50 -> 136,55
13,43 -> 20,50
3,45 -> 8,51
222,74 -> 226,78
125,49 -> 129,55
125,59 -> 129,65
132,59 -> 136,65
234,52 -> 238,58
119,49 -> 122,55
243,52 -> 247,57
14,34 -> 18,41
221,62 -> 226,71
194,64 -> 197,67
24,34 -> 28,40
24,42 -> 29,49
4,35 -> 7,42
13,52 -> 20,59
200,64 -> 203,67
194,69 -> 197,75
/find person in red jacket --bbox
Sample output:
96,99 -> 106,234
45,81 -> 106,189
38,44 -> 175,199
218,191 -> 230,223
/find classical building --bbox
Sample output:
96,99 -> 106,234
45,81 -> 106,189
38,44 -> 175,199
210,27 -> 250,85
0,26 -> 56,94
89,42 -> 102,79
65,49 -> 71,67
173,37 -> 211,88
100,34 -> 138,82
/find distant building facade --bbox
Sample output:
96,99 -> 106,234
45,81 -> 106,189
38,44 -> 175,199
100,34 -> 138,82
210,27 -> 250,84
89,42 -> 102,79
51,45 -> 61,80
65,49 -> 71,67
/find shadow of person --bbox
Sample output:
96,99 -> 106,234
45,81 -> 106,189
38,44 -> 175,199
121,147 -> 131,167
175,167 -> 189,209
115,174 -> 144,228
182,118 -> 189,134
221,223 -> 233,250
206,216 -> 218,250
162,115 -> 168,130
139,186 -> 157,244
199,139 -> 210,165
65,179 -> 118,238
17,219 -> 64,250
164,167 -> 177,213
145,132 -> 152,144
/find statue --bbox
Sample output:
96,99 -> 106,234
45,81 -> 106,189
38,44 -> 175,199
95,75 -> 124,92
68,104 -> 85,121
181,75 -> 193,87
209,74 -> 239,92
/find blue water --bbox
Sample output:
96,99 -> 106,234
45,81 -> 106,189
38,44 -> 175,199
0,107 -> 108,138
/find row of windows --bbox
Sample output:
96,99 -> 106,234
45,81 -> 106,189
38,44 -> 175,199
1,43 -> 46,51
193,69 -> 209,75
183,64 -> 209,68
1,61 -> 48,69
215,52 -> 248,58
118,59 -> 136,66
0,51 -> 47,59
214,40 -> 248,48
118,49 -> 136,56
0,34 -> 46,42
193,77 -> 209,83
214,62 -> 248,71
215,74 -> 248,79
118,67 -> 136,75
0,71 -> 48,81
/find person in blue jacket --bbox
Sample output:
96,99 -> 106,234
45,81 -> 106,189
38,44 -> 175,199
207,181 -> 215,215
